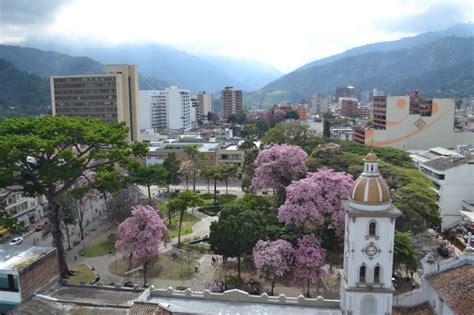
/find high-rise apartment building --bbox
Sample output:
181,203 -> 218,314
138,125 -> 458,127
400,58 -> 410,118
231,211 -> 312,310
336,85 -> 357,101
50,64 -> 140,141
311,93 -> 329,114
221,87 -> 242,119
140,86 -> 192,131
196,92 -> 213,118
340,99 -> 359,117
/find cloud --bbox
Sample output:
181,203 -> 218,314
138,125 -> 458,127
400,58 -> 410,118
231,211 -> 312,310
380,1 -> 472,33
0,0 -> 69,25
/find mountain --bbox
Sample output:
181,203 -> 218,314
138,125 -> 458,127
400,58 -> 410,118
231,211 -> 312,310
248,36 -> 474,107
298,23 -> 474,71
0,44 -> 169,90
199,56 -> 282,90
24,42 -> 280,92
0,59 -> 50,118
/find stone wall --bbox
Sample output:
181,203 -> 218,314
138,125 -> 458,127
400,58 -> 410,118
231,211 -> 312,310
19,249 -> 59,301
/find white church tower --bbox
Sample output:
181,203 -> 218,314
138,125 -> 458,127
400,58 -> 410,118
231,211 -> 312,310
340,153 -> 401,315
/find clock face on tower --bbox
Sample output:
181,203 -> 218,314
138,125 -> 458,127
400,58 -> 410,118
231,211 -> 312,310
364,244 -> 378,257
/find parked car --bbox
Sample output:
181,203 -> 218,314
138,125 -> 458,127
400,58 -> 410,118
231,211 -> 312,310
9,237 -> 23,245
35,221 -> 49,231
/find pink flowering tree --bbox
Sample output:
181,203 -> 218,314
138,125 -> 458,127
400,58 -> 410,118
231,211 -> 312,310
69,170 -> 100,240
251,144 -> 308,205
293,234 -> 326,297
116,205 -> 169,286
277,168 -> 353,238
253,239 -> 294,295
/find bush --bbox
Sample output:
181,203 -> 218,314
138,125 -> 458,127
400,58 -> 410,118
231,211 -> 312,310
217,194 -> 238,205
198,205 -> 221,216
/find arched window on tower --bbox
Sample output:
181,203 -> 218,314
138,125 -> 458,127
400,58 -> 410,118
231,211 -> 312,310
369,221 -> 377,236
374,265 -> 380,283
359,265 -> 366,283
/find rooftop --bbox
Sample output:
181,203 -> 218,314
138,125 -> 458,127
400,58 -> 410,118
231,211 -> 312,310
427,264 -> 474,315
422,154 -> 473,172
0,245 -> 55,271
145,296 -> 341,314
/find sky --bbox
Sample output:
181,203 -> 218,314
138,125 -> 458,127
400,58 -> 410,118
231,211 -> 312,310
0,0 -> 472,72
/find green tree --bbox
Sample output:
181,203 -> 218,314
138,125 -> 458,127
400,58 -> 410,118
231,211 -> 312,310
209,204 -> 268,279
129,164 -> 168,199
323,118 -> 331,138
285,110 -> 299,120
95,169 -> 123,218
56,193 -> 77,250
0,116 -> 147,277
163,152 -> 181,187
218,164 -> 239,194
262,122 -> 323,153
394,231 -> 419,275
184,145 -> 205,192
167,190 -> 204,245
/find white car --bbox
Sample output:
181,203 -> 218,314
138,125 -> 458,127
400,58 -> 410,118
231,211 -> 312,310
9,237 -> 23,245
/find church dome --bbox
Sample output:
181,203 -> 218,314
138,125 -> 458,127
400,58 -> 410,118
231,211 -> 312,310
349,152 -> 391,210
364,152 -> 379,161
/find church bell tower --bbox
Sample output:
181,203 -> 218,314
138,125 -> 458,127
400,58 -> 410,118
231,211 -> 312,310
340,153 -> 401,315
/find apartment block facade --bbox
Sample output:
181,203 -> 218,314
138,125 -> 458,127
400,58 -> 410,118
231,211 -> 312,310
222,87 -> 242,119
196,92 -> 213,118
340,99 -> 359,117
310,93 -> 330,114
140,86 -> 192,132
0,189 -> 43,232
50,64 -> 140,141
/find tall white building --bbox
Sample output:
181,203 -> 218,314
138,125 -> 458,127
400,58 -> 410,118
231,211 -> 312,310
139,86 -> 192,131
340,153 -> 401,315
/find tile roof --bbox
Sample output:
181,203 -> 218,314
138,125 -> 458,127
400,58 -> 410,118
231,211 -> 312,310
130,302 -> 171,315
427,264 -> 474,315
393,302 -> 434,315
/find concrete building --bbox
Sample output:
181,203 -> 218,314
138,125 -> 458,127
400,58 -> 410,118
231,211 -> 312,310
311,93 -> 330,114
196,92 -> 213,118
140,86 -> 192,132
0,189 -> 43,232
341,153 -> 401,314
336,86 -> 357,101
221,87 -> 242,119
340,99 -> 359,117
0,245 -> 58,313
354,95 -> 474,150
50,64 -> 140,141
417,152 -> 474,230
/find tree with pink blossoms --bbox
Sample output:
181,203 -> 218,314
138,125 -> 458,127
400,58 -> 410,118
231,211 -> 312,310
253,239 -> 294,295
293,234 -> 326,297
277,168 -> 353,238
116,205 -> 168,286
251,144 -> 308,205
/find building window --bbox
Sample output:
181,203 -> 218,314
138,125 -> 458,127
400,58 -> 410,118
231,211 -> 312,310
359,265 -> 366,283
369,221 -> 376,236
374,266 -> 380,283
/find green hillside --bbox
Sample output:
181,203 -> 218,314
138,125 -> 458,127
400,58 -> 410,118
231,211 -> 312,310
0,59 -> 50,118
248,37 -> 474,107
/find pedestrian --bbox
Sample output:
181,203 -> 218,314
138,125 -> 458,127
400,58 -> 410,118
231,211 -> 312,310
211,257 -> 216,266
74,255 -> 77,261
109,248 -> 113,256
412,282 -> 416,290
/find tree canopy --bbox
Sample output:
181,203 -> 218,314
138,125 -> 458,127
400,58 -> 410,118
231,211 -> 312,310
0,116 -> 147,277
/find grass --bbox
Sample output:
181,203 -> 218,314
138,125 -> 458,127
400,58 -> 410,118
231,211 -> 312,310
109,253 -> 198,280
166,213 -> 200,238
81,230 -> 117,258
197,205 -> 221,216
68,263 -> 96,284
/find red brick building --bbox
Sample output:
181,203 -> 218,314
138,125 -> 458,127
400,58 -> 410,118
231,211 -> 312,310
221,87 -> 242,119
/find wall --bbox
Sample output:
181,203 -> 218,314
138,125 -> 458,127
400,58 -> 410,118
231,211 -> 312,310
19,250 -> 59,301
149,287 -> 340,308
364,97 -> 474,150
